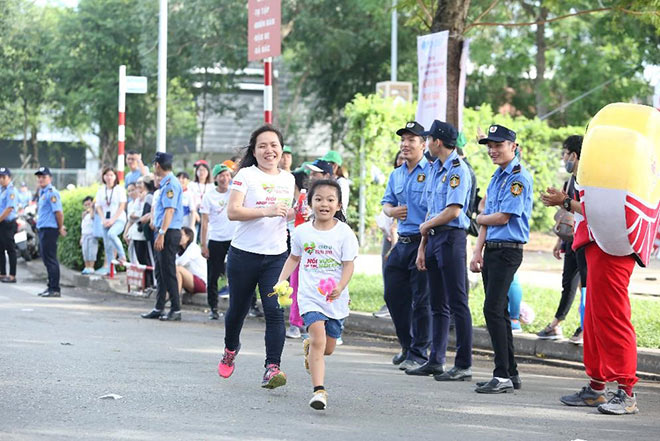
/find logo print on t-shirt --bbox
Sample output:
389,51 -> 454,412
262,183 -> 275,193
304,242 -> 316,254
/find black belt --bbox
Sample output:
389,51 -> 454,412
485,241 -> 524,250
429,226 -> 462,236
398,234 -> 422,244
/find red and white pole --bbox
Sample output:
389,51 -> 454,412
117,65 -> 127,183
264,57 -> 273,124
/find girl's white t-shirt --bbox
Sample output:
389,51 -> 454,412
291,220 -> 359,320
176,242 -> 207,284
200,188 -> 236,242
230,166 -> 294,255
95,185 -> 127,222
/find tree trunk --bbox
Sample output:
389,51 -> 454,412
30,124 -> 39,167
534,5 -> 548,117
22,98 -> 29,165
431,0 -> 471,128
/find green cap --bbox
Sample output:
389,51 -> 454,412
283,145 -> 292,154
456,131 -> 467,148
322,150 -> 342,166
212,164 -> 230,177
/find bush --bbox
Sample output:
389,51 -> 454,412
58,184 -> 102,270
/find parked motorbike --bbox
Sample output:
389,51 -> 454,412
15,204 -> 39,261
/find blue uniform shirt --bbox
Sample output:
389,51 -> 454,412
483,156 -> 533,243
424,150 -> 472,230
36,184 -> 62,229
381,156 -> 430,236
153,172 -> 183,231
125,169 -> 142,187
0,182 -> 18,222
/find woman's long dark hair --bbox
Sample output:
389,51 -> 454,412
194,163 -> 212,184
307,179 -> 346,223
238,124 -> 285,171
179,226 -> 195,255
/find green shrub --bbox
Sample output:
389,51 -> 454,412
58,184 -> 103,270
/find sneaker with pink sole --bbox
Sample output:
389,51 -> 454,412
261,363 -> 287,389
218,346 -> 239,378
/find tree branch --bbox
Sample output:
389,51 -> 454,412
471,0 -> 499,25
465,7 -> 659,32
416,0 -> 433,29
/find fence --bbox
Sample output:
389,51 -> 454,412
10,169 -> 96,191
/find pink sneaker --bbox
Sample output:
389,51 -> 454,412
218,348 -> 238,378
261,363 -> 287,389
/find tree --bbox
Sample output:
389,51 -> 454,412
401,0 -> 660,127
0,1 -> 55,166
281,0 -> 420,146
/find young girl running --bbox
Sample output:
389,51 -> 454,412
277,179 -> 359,410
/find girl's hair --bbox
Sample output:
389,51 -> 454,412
82,196 -> 93,204
143,178 -> 155,193
194,163 -> 212,184
292,170 -> 308,192
307,179 -> 346,223
101,167 -> 118,188
181,226 -> 195,249
335,166 -> 346,179
238,124 -> 285,171
393,151 -> 403,168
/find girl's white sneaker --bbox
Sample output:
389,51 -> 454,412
309,390 -> 327,410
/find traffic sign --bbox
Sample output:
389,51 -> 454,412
126,75 -> 148,94
248,0 -> 281,61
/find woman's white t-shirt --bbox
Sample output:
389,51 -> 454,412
230,166 -> 294,255
176,243 -> 207,284
95,185 -> 127,223
291,220 -> 359,320
189,181 -> 213,209
127,198 -> 146,241
200,188 -> 236,242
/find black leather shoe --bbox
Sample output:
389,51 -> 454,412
37,288 -> 49,296
405,362 -> 446,376
1,277 -> 16,283
476,375 -> 521,390
392,349 -> 408,365
209,309 -> 222,320
141,309 -> 163,319
434,366 -> 472,381
160,310 -> 182,321
41,291 -> 61,298
475,377 -> 514,394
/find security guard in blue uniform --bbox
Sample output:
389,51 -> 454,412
470,124 -> 533,393
35,167 -> 67,297
381,121 -> 432,371
0,168 -> 19,283
412,120 -> 473,380
141,152 -> 184,321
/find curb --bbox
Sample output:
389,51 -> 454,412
24,261 -> 660,381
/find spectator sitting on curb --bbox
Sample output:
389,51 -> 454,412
176,226 -> 207,296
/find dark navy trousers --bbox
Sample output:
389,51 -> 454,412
38,227 -> 60,292
425,229 -> 473,368
383,239 -> 431,363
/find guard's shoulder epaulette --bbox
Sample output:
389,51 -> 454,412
512,164 -> 521,174
451,158 -> 460,168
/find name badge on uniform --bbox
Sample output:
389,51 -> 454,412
510,181 -> 524,196
417,173 -> 426,183
441,174 -> 447,183
166,190 -> 174,199
449,174 -> 460,189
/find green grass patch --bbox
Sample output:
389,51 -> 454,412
349,274 -> 660,349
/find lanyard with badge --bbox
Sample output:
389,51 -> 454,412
105,186 -> 115,219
